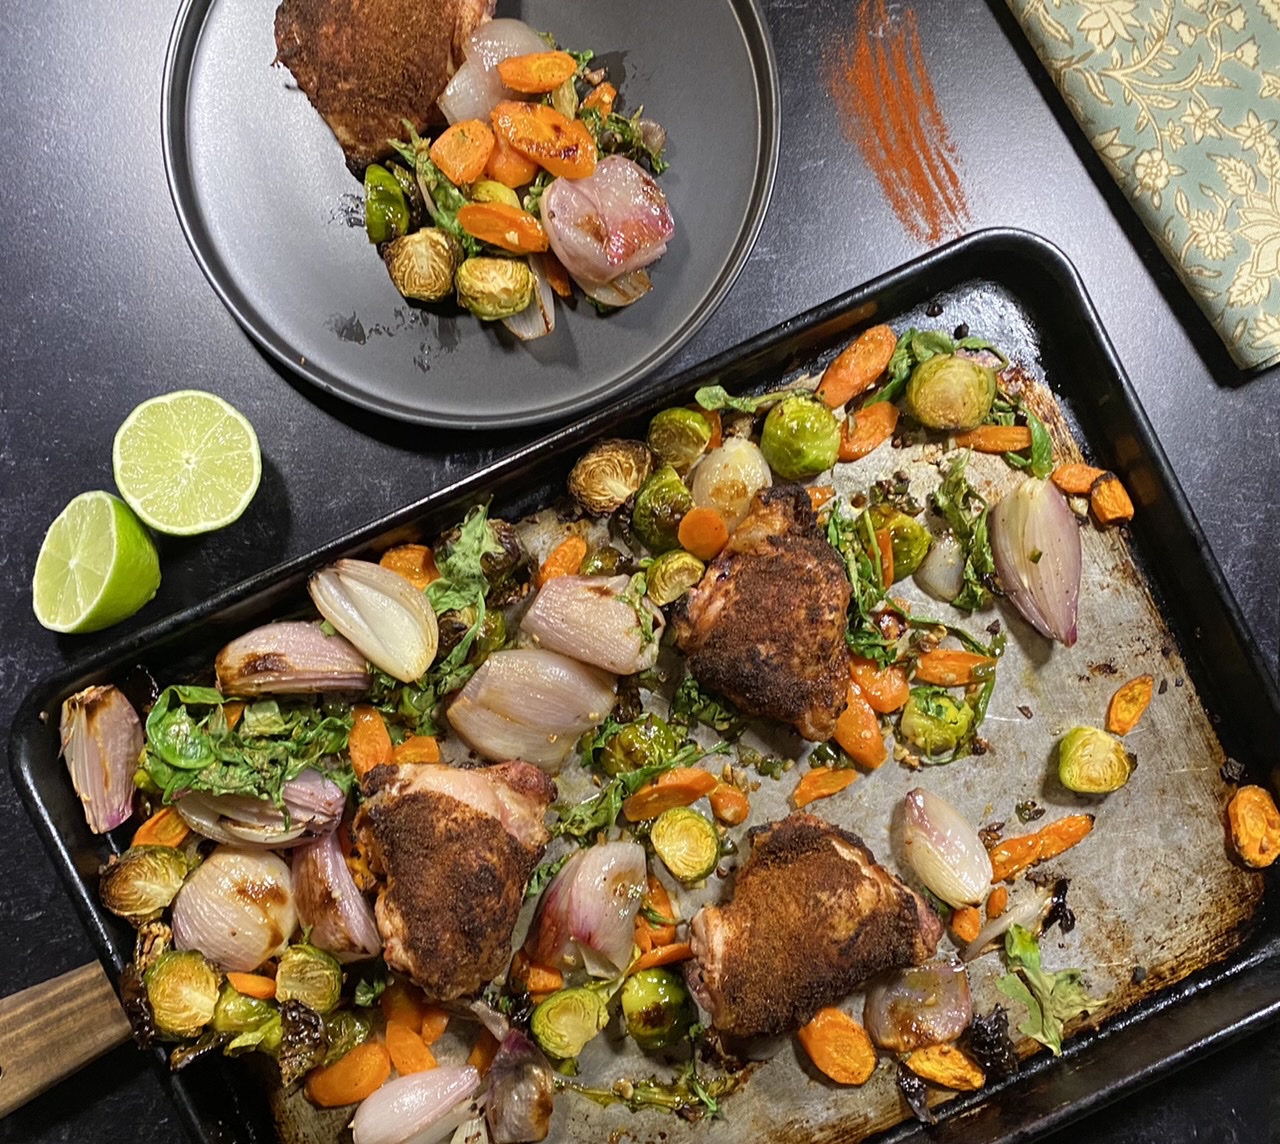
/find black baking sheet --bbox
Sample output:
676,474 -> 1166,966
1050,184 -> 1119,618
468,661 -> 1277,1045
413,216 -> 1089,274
10,228 -> 1280,1143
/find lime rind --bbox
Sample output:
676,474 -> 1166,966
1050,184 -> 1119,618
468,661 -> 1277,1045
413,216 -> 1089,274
32,491 -> 161,633
112,389 -> 262,536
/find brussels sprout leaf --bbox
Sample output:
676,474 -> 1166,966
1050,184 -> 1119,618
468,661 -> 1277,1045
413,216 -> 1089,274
997,925 -> 1100,1056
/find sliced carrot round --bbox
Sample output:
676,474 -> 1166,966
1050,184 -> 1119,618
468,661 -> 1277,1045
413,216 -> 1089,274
496,51 -> 579,94
491,101 -> 597,180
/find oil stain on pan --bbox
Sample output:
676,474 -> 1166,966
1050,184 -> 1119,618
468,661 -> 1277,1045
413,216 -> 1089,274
825,0 -> 970,245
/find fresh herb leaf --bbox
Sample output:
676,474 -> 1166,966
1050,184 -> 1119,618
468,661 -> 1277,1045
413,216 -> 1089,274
669,673 -> 743,737
525,852 -> 573,899
825,502 -> 897,666
930,453 -> 995,611
996,924 -> 1100,1056
578,106 -> 668,174
692,385 -> 796,415
867,326 -> 955,407
1005,409 -> 1053,479
142,687 -> 353,805
352,961 -> 388,1008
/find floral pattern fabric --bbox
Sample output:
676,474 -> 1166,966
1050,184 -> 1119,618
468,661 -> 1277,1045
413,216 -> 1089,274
1005,0 -> 1280,369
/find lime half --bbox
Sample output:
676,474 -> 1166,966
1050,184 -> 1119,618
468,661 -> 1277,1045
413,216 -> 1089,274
112,390 -> 262,536
32,491 -> 161,633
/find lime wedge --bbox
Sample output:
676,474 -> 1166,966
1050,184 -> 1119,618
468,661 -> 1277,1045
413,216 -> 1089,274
112,390 -> 262,536
32,491 -> 161,633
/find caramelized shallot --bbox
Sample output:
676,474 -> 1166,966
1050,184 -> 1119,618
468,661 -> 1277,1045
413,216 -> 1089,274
214,621 -> 371,696
902,788 -> 993,908
520,574 -> 664,675
292,829 -> 382,963
59,684 -> 143,834
863,960 -> 973,1052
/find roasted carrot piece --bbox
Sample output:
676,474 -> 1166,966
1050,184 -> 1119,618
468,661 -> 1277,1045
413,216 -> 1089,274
420,1006 -> 450,1045
1051,462 -> 1106,496
702,409 -> 723,450
833,682 -> 887,768
629,942 -> 693,974
913,648 -> 997,687
986,885 -> 1008,920
709,782 -> 750,826
816,325 -> 897,408
131,806 -> 190,849
1227,785 -> 1280,868
949,905 -> 982,945
379,543 -> 440,591
987,813 -> 1095,882
677,505 -> 730,561
349,706 -> 393,779
582,80 -> 617,115
838,401 -> 900,462
539,250 -> 573,298
875,528 -> 894,586
223,701 -> 245,731
226,972 -> 276,1000
953,424 -> 1034,453
386,1021 -> 438,1075
429,119 -> 495,186
621,768 -> 717,821
381,980 -> 427,1032
792,766 -> 858,808
537,533 -> 588,585
304,1041 -> 391,1107
1089,472 -> 1135,525
1106,674 -> 1154,736
457,201 -> 549,254
491,101 -> 597,179
797,1007 -> 877,1085
484,131 -> 540,188
848,654 -> 910,714
637,873 -> 679,947
467,1028 -> 501,1074
905,1044 -> 985,1090
806,485 -> 836,514
392,734 -> 442,765
497,50 -> 579,94
511,949 -> 566,996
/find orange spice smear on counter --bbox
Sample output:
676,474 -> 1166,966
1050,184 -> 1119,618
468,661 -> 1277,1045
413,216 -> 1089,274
824,0 -> 970,244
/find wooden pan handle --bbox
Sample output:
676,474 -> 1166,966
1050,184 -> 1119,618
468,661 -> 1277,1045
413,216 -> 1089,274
0,961 -> 133,1118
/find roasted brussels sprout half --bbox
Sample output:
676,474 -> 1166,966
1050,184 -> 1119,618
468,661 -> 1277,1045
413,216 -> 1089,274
904,354 -> 997,431
632,464 -> 694,553
439,606 -> 508,660
647,550 -> 705,606
759,395 -> 841,480
597,714 -> 678,776
899,686 -> 975,756
100,845 -> 189,923
436,517 -> 530,589
455,256 -> 535,320
275,943 -> 343,1015
868,506 -> 933,581
322,1009 -> 373,1066
364,164 -> 411,244
651,807 -> 720,884
1057,725 -> 1134,793
144,949 -> 220,1039
568,439 -> 655,515
470,179 -> 522,208
647,407 -> 713,472
579,544 -> 628,576
383,228 -> 461,302
530,987 -> 608,1060
212,982 -> 283,1053
278,999 -> 329,1086
621,968 -> 695,1050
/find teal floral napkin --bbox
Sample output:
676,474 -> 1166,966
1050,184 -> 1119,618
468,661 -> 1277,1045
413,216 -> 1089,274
1004,0 -> 1280,370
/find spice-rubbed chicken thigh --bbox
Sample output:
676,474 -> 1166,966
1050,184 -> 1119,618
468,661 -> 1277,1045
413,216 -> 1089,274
355,760 -> 554,1000
673,484 -> 851,741
687,813 -> 943,1038
273,0 -> 496,174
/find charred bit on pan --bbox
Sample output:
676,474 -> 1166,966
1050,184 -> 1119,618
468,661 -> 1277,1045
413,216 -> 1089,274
961,1005 -> 1019,1082
1017,705 -> 1034,720
1015,799 -> 1045,823
979,821 -> 1005,848
1220,757 -> 1247,785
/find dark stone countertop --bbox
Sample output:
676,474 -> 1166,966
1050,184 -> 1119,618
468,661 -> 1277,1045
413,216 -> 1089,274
1,1 -> 1276,1142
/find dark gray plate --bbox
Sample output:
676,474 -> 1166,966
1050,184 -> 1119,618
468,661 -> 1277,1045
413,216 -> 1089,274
161,0 -> 779,428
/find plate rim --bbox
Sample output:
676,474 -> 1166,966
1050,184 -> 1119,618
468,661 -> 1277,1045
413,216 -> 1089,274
159,0 -> 781,429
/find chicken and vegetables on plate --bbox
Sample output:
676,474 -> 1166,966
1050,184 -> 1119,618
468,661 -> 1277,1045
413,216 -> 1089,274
274,2 -> 675,340
62,321 -> 1270,1142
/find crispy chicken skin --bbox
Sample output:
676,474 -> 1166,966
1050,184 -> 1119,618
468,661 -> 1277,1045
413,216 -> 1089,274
273,0 -> 495,174
673,484 -> 852,741
687,813 -> 943,1037
355,761 -> 555,1001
